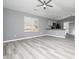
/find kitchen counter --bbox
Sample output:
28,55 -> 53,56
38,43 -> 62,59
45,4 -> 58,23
47,29 -> 66,38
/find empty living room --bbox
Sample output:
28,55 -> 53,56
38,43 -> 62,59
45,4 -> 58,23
3,0 -> 75,59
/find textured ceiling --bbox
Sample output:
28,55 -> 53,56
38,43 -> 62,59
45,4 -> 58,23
3,0 -> 75,20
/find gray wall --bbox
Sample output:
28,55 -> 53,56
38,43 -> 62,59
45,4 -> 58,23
3,8 -> 48,41
58,16 -> 75,22
69,22 -> 75,35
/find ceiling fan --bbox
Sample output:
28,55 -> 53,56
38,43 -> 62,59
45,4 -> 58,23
37,0 -> 53,10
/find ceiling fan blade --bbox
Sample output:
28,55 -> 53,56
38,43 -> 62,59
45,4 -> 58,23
46,0 -> 52,4
46,5 -> 53,7
37,5 -> 43,7
38,0 -> 44,4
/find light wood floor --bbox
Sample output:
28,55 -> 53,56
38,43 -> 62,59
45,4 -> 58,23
3,36 -> 75,59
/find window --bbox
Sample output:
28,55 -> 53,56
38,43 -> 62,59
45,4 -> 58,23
63,22 -> 69,33
24,16 -> 39,32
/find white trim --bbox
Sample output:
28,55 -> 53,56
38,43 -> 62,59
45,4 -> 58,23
3,34 -> 48,43
3,34 -> 65,43
46,34 -> 65,38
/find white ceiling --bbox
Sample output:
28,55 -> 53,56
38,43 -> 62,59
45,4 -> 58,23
3,0 -> 75,20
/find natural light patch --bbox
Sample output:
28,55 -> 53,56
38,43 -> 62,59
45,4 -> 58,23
24,16 -> 39,32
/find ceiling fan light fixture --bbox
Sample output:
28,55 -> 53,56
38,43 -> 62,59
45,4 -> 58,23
37,0 -> 53,10
43,5 -> 46,7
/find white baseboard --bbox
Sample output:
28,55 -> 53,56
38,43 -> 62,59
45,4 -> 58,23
46,34 -> 65,38
3,34 -> 65,43
3,34 -> 48,43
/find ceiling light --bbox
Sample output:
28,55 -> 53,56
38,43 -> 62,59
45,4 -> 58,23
43,5 -> 46,7
37,0 -> 53,10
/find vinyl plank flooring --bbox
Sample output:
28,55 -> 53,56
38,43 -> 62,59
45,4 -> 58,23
3,36 -> 75,59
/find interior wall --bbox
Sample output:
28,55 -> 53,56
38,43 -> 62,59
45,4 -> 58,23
58,16 -> 75,35
69,22 -> 75,35
3,8 -> 48,41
